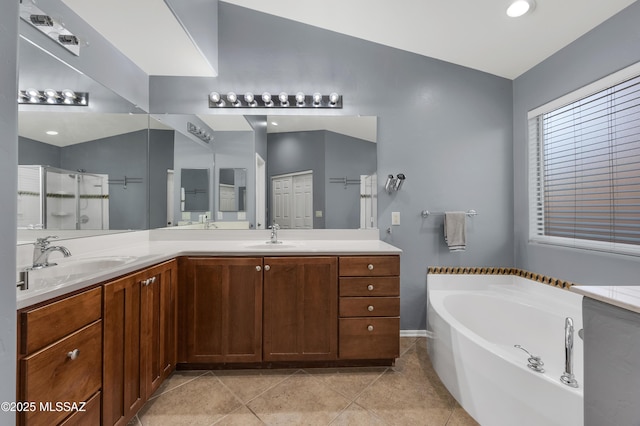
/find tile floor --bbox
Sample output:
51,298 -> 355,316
128,337 -> 479,426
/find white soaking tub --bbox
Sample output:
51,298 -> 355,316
427,272 -> 583,426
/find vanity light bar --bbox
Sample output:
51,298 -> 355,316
208,91 -> 342,109
187,122 -> 213,144
19,1 -> 82,56
18,89 -> 89,106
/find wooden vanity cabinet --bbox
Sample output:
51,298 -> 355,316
179,257 -> 263,363
103,259 -> 177,426
338,255 -> 400,360
17,286 -> 103,426
263,256 -> 338,362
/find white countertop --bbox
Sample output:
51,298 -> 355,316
16,230 -> 401,310
571,285 -> 640,314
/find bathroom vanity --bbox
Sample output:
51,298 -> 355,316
15,230 -> 401,426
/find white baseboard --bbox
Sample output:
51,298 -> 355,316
400,330 -> 427,337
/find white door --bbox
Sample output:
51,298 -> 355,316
271,175 -> 292,229
272,171 -> 313,229
293,173 -> 313,229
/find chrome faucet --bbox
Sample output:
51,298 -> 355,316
269,223 -> 281,244
30,236 -> 72,269
560,317 -> 579,388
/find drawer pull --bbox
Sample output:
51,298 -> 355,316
367,325 -> 374,332
264,265 -> 270,271
367,284 -> 374,291
256,266 -> 262,272
367,264 -> 374,271
67,349 -> 80,360
368,305 -> 374,312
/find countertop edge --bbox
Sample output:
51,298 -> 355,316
571,285 -> 640,315
17,240 -> 402,310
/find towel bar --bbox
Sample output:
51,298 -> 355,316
421,209 -> 477,218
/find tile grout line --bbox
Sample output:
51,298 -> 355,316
147,369 -> 212,401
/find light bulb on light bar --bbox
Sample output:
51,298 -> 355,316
507,0 -> 535,17
295,92 -> 306,106
262,92 -> 273,107
244,92 -> 257,107
312,93 -> 322,106
329,92 -> 340,106
227,92 -> 241,107
278,92 -> 289,106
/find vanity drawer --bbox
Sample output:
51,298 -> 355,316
339,256 -> 399,277
21,320 -> 102,426
339,297 -> 400,317
20,286 -> 102,355
58,391 -> 101,426
339,277 -> 399,297
339,317 -> 400,359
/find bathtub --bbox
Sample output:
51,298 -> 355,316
427,273 -> 583,426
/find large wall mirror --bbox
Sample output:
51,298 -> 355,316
17,32 -> 378,243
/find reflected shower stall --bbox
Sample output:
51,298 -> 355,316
18,165 -> 109,230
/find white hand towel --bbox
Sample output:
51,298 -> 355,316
444,211 -> 466,252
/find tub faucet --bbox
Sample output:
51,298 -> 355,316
30,236 -> 72,269
514,344 -> 545,373
560,317 -> 579,388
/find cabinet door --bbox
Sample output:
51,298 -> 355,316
182,257 -> 263,363
142,260 -> 177,398
263,256 -> 338,361
103,273 -> 145,426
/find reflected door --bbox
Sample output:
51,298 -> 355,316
271,171 -> 313,229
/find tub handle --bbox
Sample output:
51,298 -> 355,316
514,344 -> 545,373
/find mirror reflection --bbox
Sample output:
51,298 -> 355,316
219,168 -> 247,212
181,169 -> 209,212
17,33 -> 379,241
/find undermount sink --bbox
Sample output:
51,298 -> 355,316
244,242 -> 298,250
23,256 -> 138,290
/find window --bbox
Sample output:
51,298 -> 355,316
528,63 -> 640,255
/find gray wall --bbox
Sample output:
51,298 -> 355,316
19,137 -> 61,167
513,2 -> 640,285
325,131 -> 377,229
150,3 -> 514,329
0,1 -> 18,420
149,129 -> 175,228
61,130 -> 150,229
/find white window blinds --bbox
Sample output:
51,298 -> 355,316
528,68 -> 640,255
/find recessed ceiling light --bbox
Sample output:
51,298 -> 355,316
507,0 -> 535,17
271,121 -> 278,126
46,130 -> 59,135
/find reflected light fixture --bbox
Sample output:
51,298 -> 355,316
20,1 -> 82,56
45,130 -> 59,136
507,0 -> 535,17
209,91 -> 342,109
187,122 -> 213,144
18,89 -> 88,106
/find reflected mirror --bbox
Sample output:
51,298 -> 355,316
181,169 -> 209,212
219,168 -> 247,212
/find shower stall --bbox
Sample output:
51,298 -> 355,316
18,165 -> 109,230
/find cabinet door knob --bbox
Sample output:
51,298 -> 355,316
367,325 -> 374,332
264,265 -> 270,271
367,264 -> 374,270
368,305 -> 374,312
367,284 -> 374,291
150,276 -> 156,283
67,349 -> 80,360
141,278 -> 149,286
256,266 -> 262,272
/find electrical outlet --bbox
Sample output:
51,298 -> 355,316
392,211 -> 400,225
